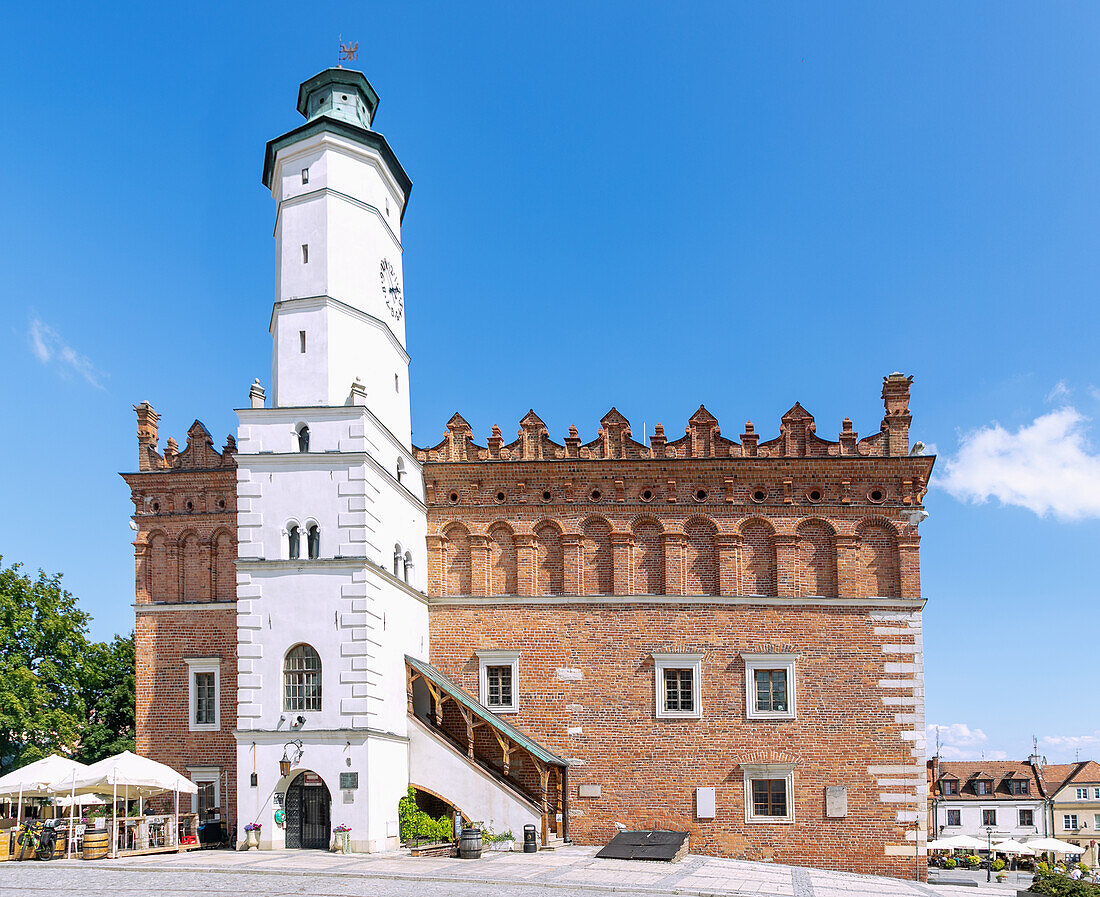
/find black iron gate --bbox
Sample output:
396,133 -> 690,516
285,772 -> 331,849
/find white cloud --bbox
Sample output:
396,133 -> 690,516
939,406 -> 1100,521
1046,380 -> 1071,403
928,723 -> 1007,761
1041,732 -> 1100,751
27,315 -> 105,389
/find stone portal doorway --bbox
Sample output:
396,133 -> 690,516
285,771 -> 331,849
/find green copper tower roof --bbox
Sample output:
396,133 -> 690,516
296,67 -> 380,128
263,68 -> 411,215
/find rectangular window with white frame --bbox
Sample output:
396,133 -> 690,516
653,653 -> 703,720
742,762 -> 795,824
946,809 -> 961,826
1094,813 -> 1100,829
742,654 -> 797,720
1019,808 -> 1034,827
1077,788 -> 1089,800
477,650 -> 519,714
1065,814 -> 1079,831
982,808 -> 996,827
1094,787 -> 1100,799
185,657 -> 220,732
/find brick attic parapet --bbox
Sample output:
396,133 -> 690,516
416,373 -> 925,463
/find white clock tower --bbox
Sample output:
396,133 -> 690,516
234,68 -> 429,853
263,67 -> 413,442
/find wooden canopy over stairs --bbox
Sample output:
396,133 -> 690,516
405,655 -> 569,846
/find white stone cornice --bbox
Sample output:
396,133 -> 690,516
275,186 -> 402,251
232,450 -> 426,512
270,130 -> 408,213
267,295 -> 411,366
235,404 -> 423,474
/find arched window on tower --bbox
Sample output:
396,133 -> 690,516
403,551 -> 413,584
396,458 -> 405,484
393,544 -> 402,577
283,644 -> 321,711
307,524 -> 320,559
296,424 -> 310,453
287,524 -> 301,560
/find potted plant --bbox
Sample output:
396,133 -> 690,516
333,824 -> 352,855
244,822 -> 261,849
488,829 -> 516,852
944,857 -> 957,869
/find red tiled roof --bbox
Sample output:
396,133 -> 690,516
1043,761 -> 1100,794
934,761 -> 1043,801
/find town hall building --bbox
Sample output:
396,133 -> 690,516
122,66 -> 935,878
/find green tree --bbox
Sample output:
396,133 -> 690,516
0,558 -> 89,774
75,633 -> 135,764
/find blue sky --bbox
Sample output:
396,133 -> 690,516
2,2 -> 1098,764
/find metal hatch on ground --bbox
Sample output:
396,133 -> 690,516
595,830 -> 689,862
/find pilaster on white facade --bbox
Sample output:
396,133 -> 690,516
234,68 -> 428,854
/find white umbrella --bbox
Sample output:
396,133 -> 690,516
1025,837 -> 1085,854
56,752 -> 197,859
941,835 -> 987,850
993,839 -> 1034,855
0,755 -> 88,831
0,755 -> 87,798
927,837 -> 959,850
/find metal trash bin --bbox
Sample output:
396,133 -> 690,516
523,824 -> 537,853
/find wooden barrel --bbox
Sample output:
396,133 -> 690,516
82,829 -> 109,860
458,827 -> 482,859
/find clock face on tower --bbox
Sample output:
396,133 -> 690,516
380,258 -> 403,321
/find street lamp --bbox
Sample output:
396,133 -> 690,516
280,740 -> 303,777
986,826 -> 993,882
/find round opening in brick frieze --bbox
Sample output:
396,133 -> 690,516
751,488 -> 767,503
152,501 -> 160,512
448,491 -> 459,504
218,499 -> 226,509
640,488 -> 654,502
590,489 -> 602,501
807,488 -> 822,503
868,488 -> 885,503
541,490 -> 552,502
495,491 -> 506,503
694,488 -> 708,502
185,500 -> 193,511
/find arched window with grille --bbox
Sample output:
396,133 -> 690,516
287,524 -> 301,560
296,424 -> 310,452
307,524 -> 320,559
403,551 -> 412,584
396,457 -> 405,484
284,644 -> 322,711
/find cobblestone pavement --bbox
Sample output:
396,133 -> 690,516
0,847 -> 1023,897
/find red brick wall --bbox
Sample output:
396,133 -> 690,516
123,411 -> 238,825
428,600 -> 921,878
135,609 -> 238,823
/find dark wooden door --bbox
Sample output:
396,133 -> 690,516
285,772 -> 330,849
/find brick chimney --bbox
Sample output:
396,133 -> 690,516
881,373 -> 913,456
134,402 -> 160,471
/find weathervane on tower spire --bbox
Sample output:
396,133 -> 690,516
337,35 -> 359,67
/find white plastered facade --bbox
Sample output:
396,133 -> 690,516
234,83 -> 429,853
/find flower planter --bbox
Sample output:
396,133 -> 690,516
245,828 -> 260,849
488,839 -> 515,852
332,832 -> 351,855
